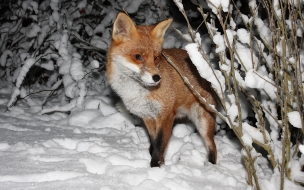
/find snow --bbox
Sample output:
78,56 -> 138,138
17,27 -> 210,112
77,0 -> 87,9
0,50 -> 13,67
287,111 -> 302,128
125,0 -> 146,14
242,122 -> 269,144
245,69 -> 264,88
241,131 -> 253,146
40,60 -> 54,71
7,57 -> 37,108
237,29 -> 250,45
245,69 -> 277,100
0,86 -> 253,190
226,94 -> 238,123
94,11 -> 117,34
22,0 -> 39,14
70,57 -> 85,81
273,0 -> 282,19
185,42 -> 225,97
90,60 -> 100,68
235,42 -> 258,71
254,17 -> 272,45
0,171 -> 85,183
172,124 -> 195,138
68,109 -> 103,127
213,32 -> 226,53
241,14 -> 249,24
173,0 -> 184,12
85,25 -> 94,36
207,0 -> 229,13
2,86 -> 301,189
27,23 -> 41,38
52,10 -> 60,23
225,29 -> 236,47
16,58 -> 36,88
248,0 -> 257,10
300,145 -> 304,154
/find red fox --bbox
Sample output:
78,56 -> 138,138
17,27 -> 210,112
107,13 -> 217,167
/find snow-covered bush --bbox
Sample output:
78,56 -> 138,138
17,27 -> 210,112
0,0 -> 169,114
172,0 -> 304,189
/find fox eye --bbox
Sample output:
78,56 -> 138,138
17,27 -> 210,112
134,54 -> 142,60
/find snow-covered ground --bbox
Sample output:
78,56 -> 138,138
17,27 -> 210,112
0,85 -> 251,190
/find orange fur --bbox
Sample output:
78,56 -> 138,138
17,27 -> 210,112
107,13 -> 217,167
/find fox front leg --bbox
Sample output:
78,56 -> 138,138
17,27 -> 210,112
149,131 -> 164,167
144,114 -> 174,167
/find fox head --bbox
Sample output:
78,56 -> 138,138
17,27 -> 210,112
107,13 -> 172,87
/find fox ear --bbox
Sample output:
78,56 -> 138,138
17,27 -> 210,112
151,18 -> 173,42
112,13 -> 137,42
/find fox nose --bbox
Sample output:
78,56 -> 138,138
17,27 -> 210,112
152,74 -> 161,82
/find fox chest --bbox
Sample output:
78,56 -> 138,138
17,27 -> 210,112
110,76 -> 162,119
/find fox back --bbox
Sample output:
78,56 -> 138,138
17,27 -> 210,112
107,13 -> 217,167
